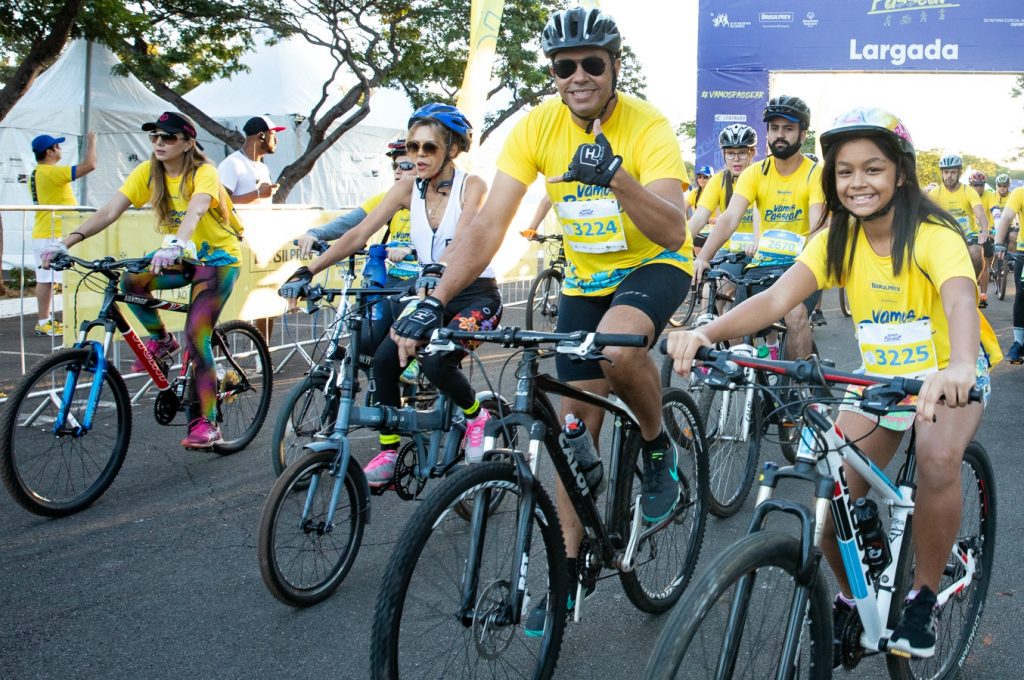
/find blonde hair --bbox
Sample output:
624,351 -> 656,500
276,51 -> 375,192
148,143 -> 213,231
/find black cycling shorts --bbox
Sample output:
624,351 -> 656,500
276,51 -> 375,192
554,263 -> 691,382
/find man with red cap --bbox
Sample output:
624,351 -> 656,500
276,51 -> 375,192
218,115 -> 285,204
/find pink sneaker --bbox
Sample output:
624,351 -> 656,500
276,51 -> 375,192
768,345 -> 780,361
364,449 -> 398,488
181,418 -> 222,449
134,334 -> 180,372
463,408 -> 491,463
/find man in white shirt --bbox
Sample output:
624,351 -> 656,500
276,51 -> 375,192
218,116 -> 285,204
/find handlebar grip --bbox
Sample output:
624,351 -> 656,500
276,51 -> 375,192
594,333 -> 648,348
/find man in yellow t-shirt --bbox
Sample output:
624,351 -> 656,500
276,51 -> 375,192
393,7 -> 691,581
29,131 -> 97,335
928,155 -> 988,293
698,95 -> 825,361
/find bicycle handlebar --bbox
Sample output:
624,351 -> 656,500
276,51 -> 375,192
424,326 -> 647,359
49,253 -> 152,273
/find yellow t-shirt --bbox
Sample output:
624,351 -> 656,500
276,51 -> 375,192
1005,187 -> 1024,249
733,156 -> 824,267
979,188 -> 1000,233
697,170 -> 755,251
119,161 -> 243,266
359,192 -> 417,279
928,184 -> 983,239
30,164 -> 77,238
498,94 -> 692,296
797,221 -> 1000,373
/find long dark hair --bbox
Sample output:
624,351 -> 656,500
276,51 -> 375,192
817,132 -> 964,283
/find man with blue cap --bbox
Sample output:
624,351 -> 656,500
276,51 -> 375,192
29,130 -> 97,336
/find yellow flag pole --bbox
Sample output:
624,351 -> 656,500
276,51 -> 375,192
455,0 -> 506,167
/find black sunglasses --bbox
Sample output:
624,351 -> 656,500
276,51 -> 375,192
148,132 -> 181,144
405,140 -> 441,155
392,161 -> 415,171
552,56 -> 607,79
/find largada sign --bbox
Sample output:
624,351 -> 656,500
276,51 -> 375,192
695,0 -> 1024,169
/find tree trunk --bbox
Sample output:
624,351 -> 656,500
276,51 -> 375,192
145,80 -> 245,150
0,0 -> 85,122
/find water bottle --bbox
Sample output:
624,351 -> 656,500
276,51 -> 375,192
363,244 -> 388,321
562,414 -> 604,494
851,498 -> 891,577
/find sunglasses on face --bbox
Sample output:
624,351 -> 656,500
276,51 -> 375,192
552,56 -> 608,79
405,140 -> 441,155
149,132 -> 182,144
392,161 -> 415,171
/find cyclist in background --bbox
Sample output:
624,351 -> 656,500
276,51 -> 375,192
40,111 -> 244,449
993,173 -> 1016,253
280,103 -> 501,488
697,94 -> 825,361
687,164 -> 712,221
993,182 -> 1024,362
391,6 -> 693,631
969,170 -> 997,307
668,107 -> 999,662
928,154 -> 989,303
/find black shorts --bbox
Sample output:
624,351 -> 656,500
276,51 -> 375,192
554,263 -> 691,382
733,263 -> 821,314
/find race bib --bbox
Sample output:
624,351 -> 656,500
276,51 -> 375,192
727,231 -> 755,253
858,319 -> 938,379
755,228 -> 805,263
556,199 -> 628,254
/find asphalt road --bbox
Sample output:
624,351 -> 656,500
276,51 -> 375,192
1,289 -> 1021,679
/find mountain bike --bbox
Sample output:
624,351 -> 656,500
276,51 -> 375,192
990,248 -> 1016,301
523,230 -> 565,332
0,254 -> 272,517
257,283 -> 513,608
371,327 -> 709,679
644,346 -> 994,680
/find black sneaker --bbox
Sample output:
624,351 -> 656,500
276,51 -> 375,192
889,586 -> 938,658
833,596 -> 855,669
810,308 -> 827,326
523,584 -> 594,638
641,436 -> 680,523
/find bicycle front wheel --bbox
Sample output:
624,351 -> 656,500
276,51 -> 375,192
371,460 -> 567,680
212,320 -> 273,454
615,387 -> 708,613
666,284 -> 699,328
996,259 -> 1008,300
886,441 -> 996,680
270,370 -> 337,477
643,531 -> 832,680
0,349 -> 132,517
704,384 -> 761,517
525,268 -> 563,332
257,450 -> 366,607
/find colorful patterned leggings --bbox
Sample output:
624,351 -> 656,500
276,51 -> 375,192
121,264 -> 239,420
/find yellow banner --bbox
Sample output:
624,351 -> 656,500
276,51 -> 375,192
456,0 -> 506,152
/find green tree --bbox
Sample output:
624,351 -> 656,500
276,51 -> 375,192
800,130 -> 816,156
676,119 -> 696,154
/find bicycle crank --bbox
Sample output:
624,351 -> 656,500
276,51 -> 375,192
153,390 -> 181,425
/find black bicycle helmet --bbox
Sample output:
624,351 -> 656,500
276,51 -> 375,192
719,123 -> 757,149
541,7 -> 622,58
763,95 -> 811,130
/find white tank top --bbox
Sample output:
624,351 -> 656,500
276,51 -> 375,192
410,168 -> 496,279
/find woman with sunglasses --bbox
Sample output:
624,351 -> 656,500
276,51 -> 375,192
280,102 -> 501,489
40,111 -> 244,449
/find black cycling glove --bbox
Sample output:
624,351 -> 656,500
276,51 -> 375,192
278,266 -> 313,299
414,262 -> 446,296
392,295 -> 445,341
982,240 -> 994,258
560,132 -> 622,188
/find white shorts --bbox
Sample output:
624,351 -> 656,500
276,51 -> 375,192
33,238 -> 63,284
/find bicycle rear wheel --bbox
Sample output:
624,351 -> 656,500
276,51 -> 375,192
0,348 -> 132,517
212,320 -> 273,454
525,268 -> 563,332
886,442 -> 996,680
642,531 -> 832,680
270,370 -> 337,477
257,450 -> 366,607
371,460 -> 566,680
615,388 -> 708,613
666,284 -> 699,328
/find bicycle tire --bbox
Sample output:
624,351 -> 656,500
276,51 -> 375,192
525,268 -> 563,332
886,441 -> 996,680
371,460 -> 567,680
615,387 -> 708,613
996,258 -> 1008,300
666,284 -> 699,329
642,531 -> 832,680
705,383 -> 761,517
839,287 -> 852,317
211,320 -> 273,454
0,348 -> 132,517
776,337 -> 820,464
270,371 -> 337,478
257,449 -> 366,607
452,396 -> 518,521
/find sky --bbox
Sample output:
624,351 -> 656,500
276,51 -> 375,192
600,0 -> 1024,168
